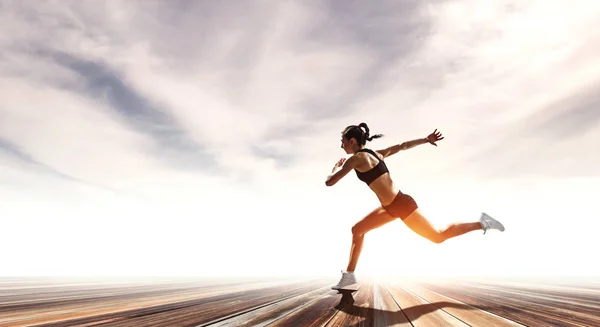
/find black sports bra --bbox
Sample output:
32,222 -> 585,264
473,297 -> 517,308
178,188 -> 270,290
354,148 -> 389,185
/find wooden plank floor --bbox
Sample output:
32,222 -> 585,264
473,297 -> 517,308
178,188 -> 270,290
0,276 -> 598,326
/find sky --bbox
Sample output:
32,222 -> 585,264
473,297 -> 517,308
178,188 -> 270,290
1,0 -> 599,279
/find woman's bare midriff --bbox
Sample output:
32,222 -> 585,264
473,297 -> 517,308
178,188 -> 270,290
368,174 -> 401,206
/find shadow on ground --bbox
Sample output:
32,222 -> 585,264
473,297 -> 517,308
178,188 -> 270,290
333,289 -> 504,326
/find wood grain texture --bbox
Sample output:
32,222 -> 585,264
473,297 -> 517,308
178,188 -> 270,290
385,282 -> 469,327
0,276 -> 597,327
400,282 -> 525,326
419,279 -> 600,327
266,289 -> 342,326
205,285 -> 333,327
372,282 -> 411,327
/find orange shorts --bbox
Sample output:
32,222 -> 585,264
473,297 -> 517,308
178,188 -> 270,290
383,192 -> 418,220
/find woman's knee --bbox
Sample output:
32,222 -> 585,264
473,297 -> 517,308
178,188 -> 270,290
351,224 -> 361,236
429,230 -> 446,244
430,234 -> 445,244
416,226 -> 445,244
403,210 -> 446,244
351,224 -> 366,239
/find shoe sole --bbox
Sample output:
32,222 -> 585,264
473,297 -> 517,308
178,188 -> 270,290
332,282 -> 361,291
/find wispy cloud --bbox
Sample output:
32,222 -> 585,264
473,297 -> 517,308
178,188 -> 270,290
462,79 -> 600,178
0,135 -> 120,193
54,0 -> 435,176
532,81 -> 600,138
44,50 -> 219,172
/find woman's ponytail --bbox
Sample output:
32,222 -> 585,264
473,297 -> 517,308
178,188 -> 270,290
359,122 -> 383,143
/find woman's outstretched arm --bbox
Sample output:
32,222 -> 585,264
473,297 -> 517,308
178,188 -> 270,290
377,129 -> 444,158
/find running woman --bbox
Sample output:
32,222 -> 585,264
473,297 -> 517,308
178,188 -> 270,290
326,123 -> 505,290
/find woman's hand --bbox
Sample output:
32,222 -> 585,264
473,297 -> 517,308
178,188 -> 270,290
325,156 -> 356,186
334,158 -> 346,168
426,129 -> 444,146
331,157 -> 346,173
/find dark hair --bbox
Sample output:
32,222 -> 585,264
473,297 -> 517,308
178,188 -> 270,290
342,122 -> 384,146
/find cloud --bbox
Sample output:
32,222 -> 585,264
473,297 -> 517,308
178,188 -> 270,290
532,81 -> 600,138
461,79 -> 600,178
0,136 -> 119,193
358,0 -> 600,181
43,50 -> 219,172
34,0 -> 433,173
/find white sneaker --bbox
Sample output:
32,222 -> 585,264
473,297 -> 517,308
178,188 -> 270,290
332,270 -> 357,290
479,212 -> 505,234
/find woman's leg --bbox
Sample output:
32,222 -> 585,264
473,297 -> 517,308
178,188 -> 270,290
402,209 -> 482,244
346,207 -> 397,272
